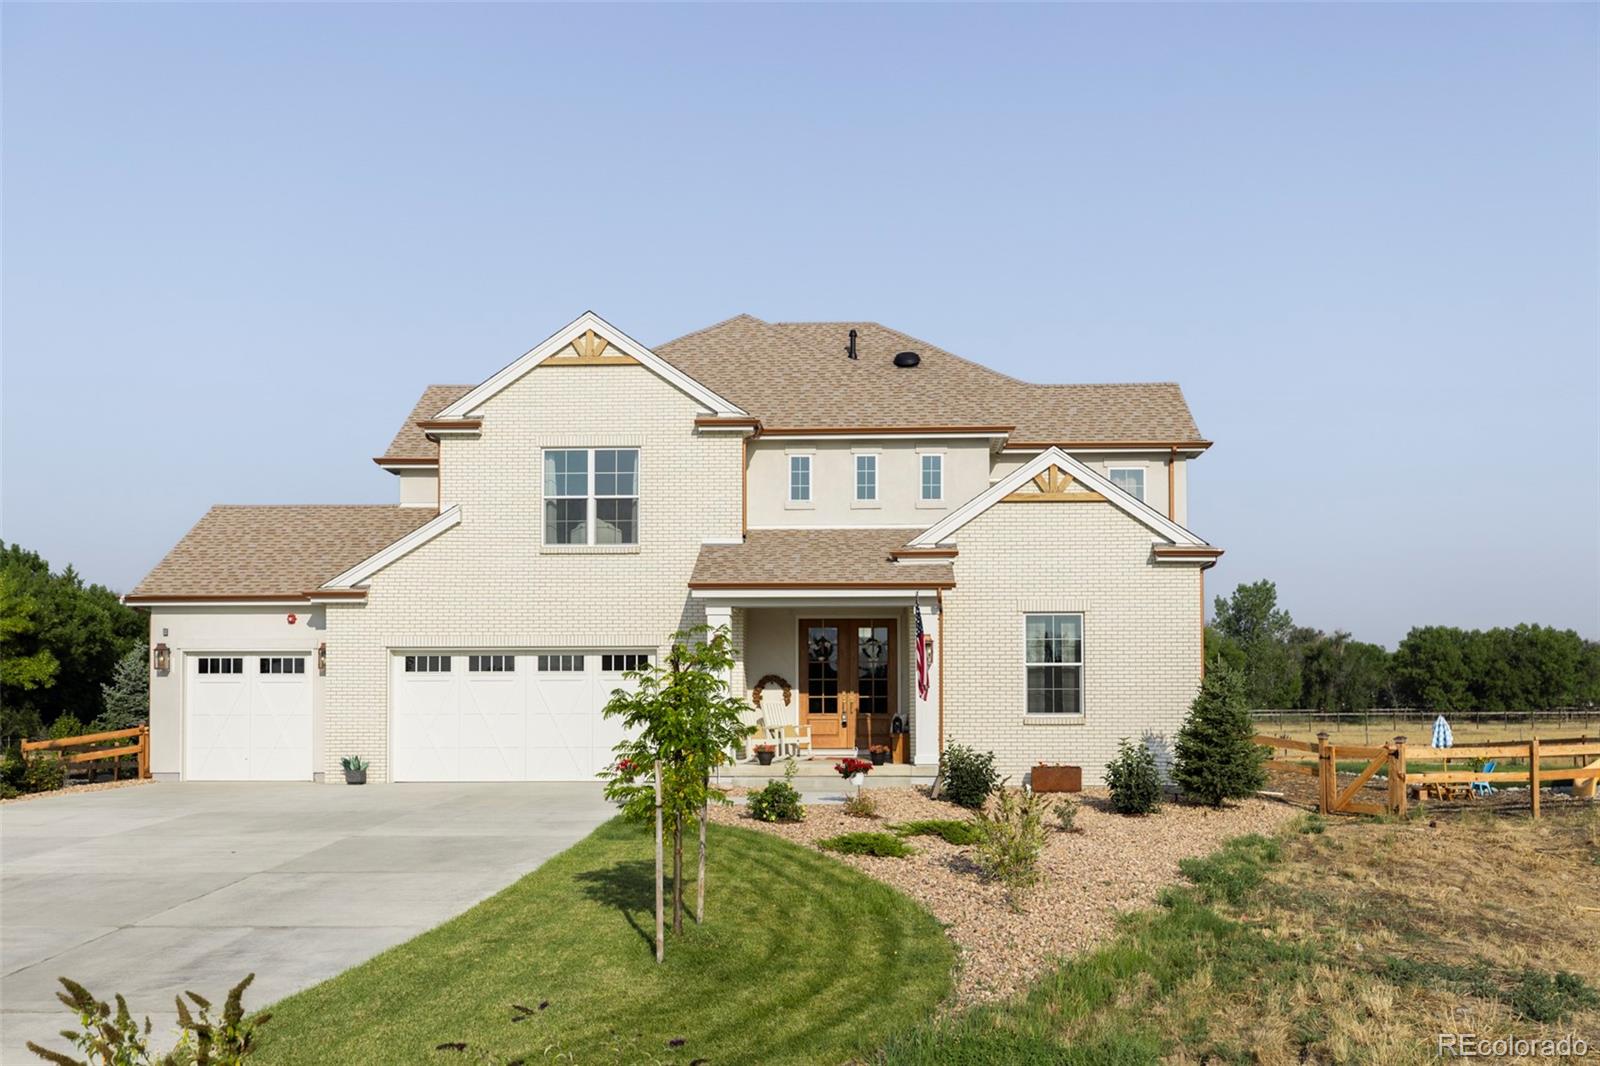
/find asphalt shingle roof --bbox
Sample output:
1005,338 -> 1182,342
128,505 -> 438,601
690,529 -> 953,588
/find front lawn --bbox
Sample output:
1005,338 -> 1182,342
255,817 -> 953,1066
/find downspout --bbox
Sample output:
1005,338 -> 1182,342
740,435 -> 748,539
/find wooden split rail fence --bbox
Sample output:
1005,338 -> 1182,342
1254,732 -> 1600,819
21,725 -> 151,781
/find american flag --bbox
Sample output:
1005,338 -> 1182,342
914,598 -> 930,700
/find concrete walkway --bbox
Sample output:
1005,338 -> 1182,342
0,781 -> 612,1061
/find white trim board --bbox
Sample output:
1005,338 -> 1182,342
322,506 -> 463,589
908,447 -> 1209,548
435,311 -> 747,420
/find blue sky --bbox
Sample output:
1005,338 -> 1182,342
3,4 -> 1595,647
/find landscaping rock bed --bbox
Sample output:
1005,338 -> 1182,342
711,786 -> 1298,1005
0,778 -> 151,805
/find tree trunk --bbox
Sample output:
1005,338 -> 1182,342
654,760 -> 664,963
672,811 -> 684,934
696,785 -> 707,924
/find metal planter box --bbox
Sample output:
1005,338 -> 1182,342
1031,764 -> 1082,793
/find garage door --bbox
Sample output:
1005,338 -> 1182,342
185,654 -> 314,781
390,652 -> 642,782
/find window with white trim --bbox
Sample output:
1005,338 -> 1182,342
543,448 -> 638,546
1108,467 -> 1146,502
404,655 -> 451,673
537,654 -> 585,672
259,657 -> 306,675
468,655 -> 514,672
854,454 -> 877,502
920,453 -> 943,501
1025,614 -> 1082,715
788,454 -> 812,503
197,657 -> 244,675
601,653 -> 651,673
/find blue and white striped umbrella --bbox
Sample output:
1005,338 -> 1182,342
1431,715 -> 1454,749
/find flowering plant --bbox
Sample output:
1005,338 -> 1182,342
616,757 -> 636,774
834,757 -> 874,778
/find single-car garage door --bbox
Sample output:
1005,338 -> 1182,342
185,654 -> 314,780
390,652 -> 641,781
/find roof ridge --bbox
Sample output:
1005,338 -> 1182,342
656,312 -> 768,349
208,503 -> 415,510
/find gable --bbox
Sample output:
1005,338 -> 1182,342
908,447 -> 1210,549
436,311 -> 745,420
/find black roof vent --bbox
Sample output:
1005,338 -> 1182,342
893,351 -> 921,368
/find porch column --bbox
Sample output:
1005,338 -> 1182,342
913,603 -> 941,765
704,603 -> 735,691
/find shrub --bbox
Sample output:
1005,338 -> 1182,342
891,819 -> 982,845
1052,797 -> 1080,833
22,753 -> 65,794
939,744 -> 1000,810
47,714 -> 85,741
26,972 -> 268,1065
1105,738 -> 1162,815
817,831 -> 914,858
973,788 -> 1048,906
747,762 -> 805,824
1172,658 -> 1267,807
842,791 -> 879,819
2,746 -> 26,790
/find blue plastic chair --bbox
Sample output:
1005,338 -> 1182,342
1470,761 -> 1496,798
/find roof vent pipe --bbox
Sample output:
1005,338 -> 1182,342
846,329 -> 858,360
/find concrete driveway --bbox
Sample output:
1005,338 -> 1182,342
1,781 -> 612,1061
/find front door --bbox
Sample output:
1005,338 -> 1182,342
799,619 -> 897,751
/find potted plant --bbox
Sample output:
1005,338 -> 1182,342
341,755 -> 368,785
868,744 -> 890,766
753,743 -> 777,766
834,757 -> 873,787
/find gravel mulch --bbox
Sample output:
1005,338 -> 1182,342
710,786 -> 1299,1005
0,778 -> 153,805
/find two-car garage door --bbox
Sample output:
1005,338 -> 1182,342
390,652 -> 642,781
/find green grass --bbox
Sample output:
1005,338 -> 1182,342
889,819 -> 983,845
255,818 -> 953,1066
816,830 -> 916,857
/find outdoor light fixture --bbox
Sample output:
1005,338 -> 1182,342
153,643 -> 171,673
317,642 -> 327,675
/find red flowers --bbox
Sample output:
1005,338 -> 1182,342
834,758 -> 873,778
616,757 -> 635,773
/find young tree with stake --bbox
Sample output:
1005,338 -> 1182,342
599,625 -> 753,958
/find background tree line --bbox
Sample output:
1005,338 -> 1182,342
1,542 -> 147,744
1206,579 -> 1600,713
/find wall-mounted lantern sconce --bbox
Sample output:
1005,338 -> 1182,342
317,642 -> 327,675
153,643 -> 171,674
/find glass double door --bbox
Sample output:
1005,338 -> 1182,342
799,619 -> 897,751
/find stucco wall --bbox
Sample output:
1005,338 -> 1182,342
745,438 -> 992,527
940,500 -> 1204,785
396,468 -> 438,508
322,362 -> 742,781
145,606 -> 327,779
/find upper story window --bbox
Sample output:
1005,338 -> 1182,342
788,454 -> 812,503
543,448 -> 638,546
1025,613 -> 1083,715
854,454 -> 877,502
919,453 -> 943,502
1108,467 -> 1146,502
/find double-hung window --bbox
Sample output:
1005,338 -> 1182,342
543,448 -> 639,545
1108,467 -> 1146,502
788,454 -> 812,504
1025,614 -> 1083,715
854,454 -> 877,503
919,453 -> 943,503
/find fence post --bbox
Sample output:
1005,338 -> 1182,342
1392,736 -> 1408,818
1316,731 -> 1331,815
138,725 -> 150,780
1529,737 -> 1540,820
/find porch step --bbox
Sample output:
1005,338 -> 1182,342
714,759 -> 937,790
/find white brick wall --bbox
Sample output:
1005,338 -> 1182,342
941,501 -> 1204,785
322,364 -> 741,781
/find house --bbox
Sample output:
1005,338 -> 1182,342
127,311 -> 1220,785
